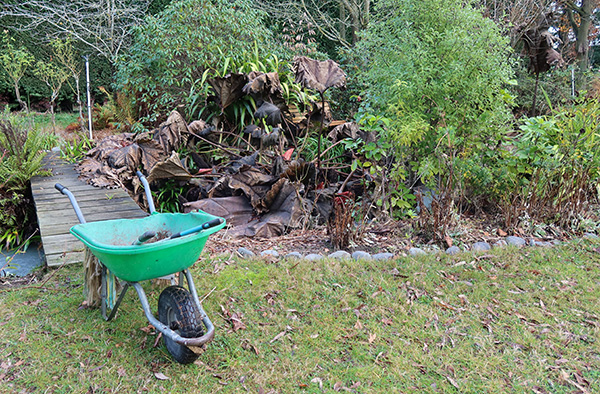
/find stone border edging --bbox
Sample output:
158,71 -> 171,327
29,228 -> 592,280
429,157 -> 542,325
235,233 -> 599,262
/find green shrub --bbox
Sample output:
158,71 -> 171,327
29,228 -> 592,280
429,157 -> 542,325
116,0 -> 289,123
497,99 -> 600,231
353,0 -> 515,208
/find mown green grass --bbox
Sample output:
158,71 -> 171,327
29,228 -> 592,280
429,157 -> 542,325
1,239 -> 599,393
31,112 -> 79,132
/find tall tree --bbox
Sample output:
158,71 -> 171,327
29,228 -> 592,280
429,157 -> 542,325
0,32 -> 35,112
562,0 -> 595,71
0,0 -> 151,63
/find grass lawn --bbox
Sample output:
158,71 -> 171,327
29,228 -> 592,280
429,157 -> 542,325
30,112 -> 79,133
1,239 -> 599,393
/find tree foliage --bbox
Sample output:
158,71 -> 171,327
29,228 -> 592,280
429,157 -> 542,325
0,32 -> 35,111
117,0 -> 288,121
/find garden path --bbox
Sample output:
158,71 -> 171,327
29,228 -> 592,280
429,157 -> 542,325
31,151 -> 147,267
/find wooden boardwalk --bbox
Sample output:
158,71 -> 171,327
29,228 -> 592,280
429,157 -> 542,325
31,152 -> 147,267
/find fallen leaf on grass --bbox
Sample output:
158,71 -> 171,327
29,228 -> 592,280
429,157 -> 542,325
154,372 -> 169,380
368,332 -> 376,344
139,325 -> 155,334
270,331 -> 286,344
311,377 -> 323,390
117,367 -> 127,377
446,375 -> 459,389
241,340 -> 259,355
220,305 -> 246,332
23,299 -> 42,307
153,332 -> 163,348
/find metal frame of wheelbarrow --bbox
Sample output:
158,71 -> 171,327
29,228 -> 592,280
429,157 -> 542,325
55,171 -> 215,353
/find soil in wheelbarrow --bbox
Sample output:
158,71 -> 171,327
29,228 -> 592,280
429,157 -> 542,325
145,230 -> 171,244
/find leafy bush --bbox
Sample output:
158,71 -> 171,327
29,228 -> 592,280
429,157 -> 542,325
0,110 -> 57,249
353,0 -> 514,207
117,0 -> 289,122
497,99 -> 600,231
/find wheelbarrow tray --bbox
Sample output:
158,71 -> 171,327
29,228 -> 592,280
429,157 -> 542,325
70,211 -> 225,282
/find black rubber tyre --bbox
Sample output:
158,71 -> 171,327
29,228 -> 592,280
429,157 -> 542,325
157,286 -> 204,364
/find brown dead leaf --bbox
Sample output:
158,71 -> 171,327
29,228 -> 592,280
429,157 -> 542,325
311,377 -> 323,390
241,340 -> 259,355
154,372 -> 169,380
498,228 -> 508,237
444,235 -> 453,248
381,318 -> 393,326
270,331 -> 287,344
220,305 -> 246,332
153,332 -> 163,348
333,381 -> 343,391
368,332 -> 376,344
117,367 -> 127,377
139,325 -> 155,334
446,376 -> 460,389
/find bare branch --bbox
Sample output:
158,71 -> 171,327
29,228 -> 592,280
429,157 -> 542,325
256,0 -> 370,48
0,0 -> 150,63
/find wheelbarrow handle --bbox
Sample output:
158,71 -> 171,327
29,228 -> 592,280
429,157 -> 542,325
55,183 -> 67,194
170,218 -> 224,239
136,171 -> 156,214
54,183 -> 86,224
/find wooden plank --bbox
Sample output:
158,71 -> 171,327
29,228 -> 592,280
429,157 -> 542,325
32,152 -> 146,268
34,197 -> 136,211
41,234 -> 84,255
32,190 -> 129,204
38,212 -> 148,237
38,205 -> 146,224
46,251 -> 84,267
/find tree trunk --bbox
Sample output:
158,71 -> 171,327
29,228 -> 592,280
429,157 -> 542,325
567,0 -> 593,73
575,0 -> 592,71
339,2 -> 346,44
50,100 -> 56,132
14,81 -> 28,112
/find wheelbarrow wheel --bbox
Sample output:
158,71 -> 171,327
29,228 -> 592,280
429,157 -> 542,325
158,286 -> 204,364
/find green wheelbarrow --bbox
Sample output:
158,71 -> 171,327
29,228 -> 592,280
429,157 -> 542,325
55,171 -> 225,364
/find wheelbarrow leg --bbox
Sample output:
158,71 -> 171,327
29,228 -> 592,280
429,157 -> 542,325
182,269 -> 215,336
101,264 -> 130,321
131,282 -> 215,347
